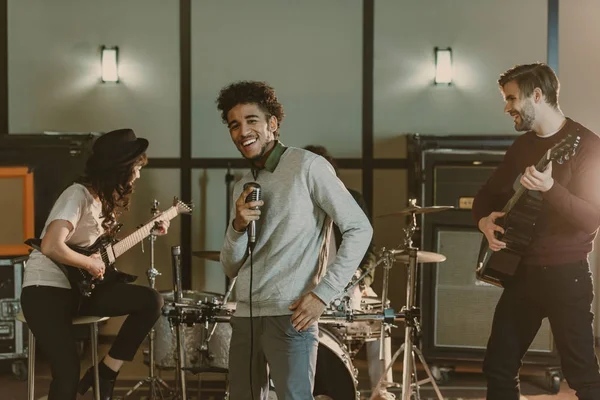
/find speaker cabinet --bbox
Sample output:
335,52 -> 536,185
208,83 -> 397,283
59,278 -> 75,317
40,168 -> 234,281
423,223 -> 555,361
0,168 -> 33,255
0,134 -> 95,239
409,135 -> 558,365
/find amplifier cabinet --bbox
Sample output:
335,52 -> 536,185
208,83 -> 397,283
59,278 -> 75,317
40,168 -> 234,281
0,133 -> 95,238
412,140 -> 558,365
0,256 -> 28,379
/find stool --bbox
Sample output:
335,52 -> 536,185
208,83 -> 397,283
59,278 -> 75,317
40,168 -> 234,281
16,312 -> 109,400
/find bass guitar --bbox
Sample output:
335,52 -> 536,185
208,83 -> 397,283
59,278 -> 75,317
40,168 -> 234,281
475,134 -> 580,287
25,197 -> 192,297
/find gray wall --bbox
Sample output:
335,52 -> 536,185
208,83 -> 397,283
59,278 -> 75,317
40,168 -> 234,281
8,0 -> 180,158
6,0 -> 600,335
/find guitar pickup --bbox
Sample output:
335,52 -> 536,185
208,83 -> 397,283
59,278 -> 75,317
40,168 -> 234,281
105,244 -> 116,264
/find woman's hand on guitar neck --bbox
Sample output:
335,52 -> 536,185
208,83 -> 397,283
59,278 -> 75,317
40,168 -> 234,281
479,212 -> 507,252
86,253 -> 105,280
151,214 -> 170,236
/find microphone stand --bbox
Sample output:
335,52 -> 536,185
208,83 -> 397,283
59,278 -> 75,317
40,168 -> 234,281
203,276 -> 237,344
171,245 -> 188,400
225,164 -> 234,292
370,201 -> 443,400
123,200 -> 172,399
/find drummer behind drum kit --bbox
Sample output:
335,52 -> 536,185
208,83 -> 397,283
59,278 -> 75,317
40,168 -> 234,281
143,199 -> 454,400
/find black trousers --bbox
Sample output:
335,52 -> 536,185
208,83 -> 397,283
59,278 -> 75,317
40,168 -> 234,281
484,260 -> 600,400
20,283 -> 163,400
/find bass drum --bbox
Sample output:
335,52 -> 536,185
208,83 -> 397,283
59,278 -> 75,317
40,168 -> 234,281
314,327 -> 359,399
270,327 -> 359,400
154,290 -> 224,369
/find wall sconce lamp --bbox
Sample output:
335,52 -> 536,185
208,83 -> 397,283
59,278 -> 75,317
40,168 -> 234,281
101,46 -> 119,83
434,47 -> 452,85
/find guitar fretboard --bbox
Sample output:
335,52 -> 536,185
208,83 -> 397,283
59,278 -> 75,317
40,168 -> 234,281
112,206 -> 179,257
502,150 -> 552,213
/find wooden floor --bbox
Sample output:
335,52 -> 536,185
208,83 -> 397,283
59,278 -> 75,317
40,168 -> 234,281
0,340 -> 581,400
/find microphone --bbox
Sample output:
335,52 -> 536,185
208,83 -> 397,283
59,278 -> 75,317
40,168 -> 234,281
171,246 -> 182,303
243,182 -> 262,250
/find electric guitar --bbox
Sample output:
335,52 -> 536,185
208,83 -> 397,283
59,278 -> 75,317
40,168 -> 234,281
25,197 -> 192,297
475,134 -> 580,287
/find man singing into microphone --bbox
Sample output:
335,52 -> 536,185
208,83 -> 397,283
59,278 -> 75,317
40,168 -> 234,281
217,80 -> 373,400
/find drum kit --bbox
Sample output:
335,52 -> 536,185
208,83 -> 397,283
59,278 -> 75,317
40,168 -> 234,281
138,199 -> 453,400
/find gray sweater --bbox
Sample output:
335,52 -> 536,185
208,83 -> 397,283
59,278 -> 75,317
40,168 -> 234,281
221,146 -> 373,317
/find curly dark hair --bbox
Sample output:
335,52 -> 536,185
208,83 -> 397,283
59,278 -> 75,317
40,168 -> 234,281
216,81 -> 285,138
76,153 -> 148,236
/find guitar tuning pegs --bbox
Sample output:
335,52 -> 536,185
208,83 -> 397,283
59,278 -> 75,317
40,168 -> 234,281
556,157 -> 564,165
564,153 -> 570,160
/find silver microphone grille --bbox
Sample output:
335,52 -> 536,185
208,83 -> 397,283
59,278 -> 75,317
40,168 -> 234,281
244,182 -> 262,207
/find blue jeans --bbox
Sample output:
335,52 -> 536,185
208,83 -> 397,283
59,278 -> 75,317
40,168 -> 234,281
228,315 -> 319,400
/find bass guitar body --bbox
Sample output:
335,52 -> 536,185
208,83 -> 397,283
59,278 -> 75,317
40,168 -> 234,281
476,194 -> 542,287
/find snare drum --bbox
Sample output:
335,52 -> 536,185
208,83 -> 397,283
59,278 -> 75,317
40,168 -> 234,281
154,290 -> 232,370
321,287 -> 385,346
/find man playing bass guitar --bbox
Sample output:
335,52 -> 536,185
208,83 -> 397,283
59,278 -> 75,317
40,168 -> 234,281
473,63 -> 600,400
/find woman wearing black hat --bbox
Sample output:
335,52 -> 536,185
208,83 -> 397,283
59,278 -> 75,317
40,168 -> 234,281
20,129 -> 168,400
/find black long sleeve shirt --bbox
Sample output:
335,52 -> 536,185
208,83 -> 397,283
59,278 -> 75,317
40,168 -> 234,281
473,118 -> 600,266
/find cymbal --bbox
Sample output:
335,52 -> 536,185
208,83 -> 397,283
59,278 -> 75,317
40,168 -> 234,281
390,249 -> 446,264
377,205 -> 454,218
192,251 -> 221,262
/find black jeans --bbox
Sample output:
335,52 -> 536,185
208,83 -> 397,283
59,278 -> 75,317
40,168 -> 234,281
20,283 -> 163,400
484,260 -> 600,400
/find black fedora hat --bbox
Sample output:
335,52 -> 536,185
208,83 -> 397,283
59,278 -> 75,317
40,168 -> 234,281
87,128 -> 149,171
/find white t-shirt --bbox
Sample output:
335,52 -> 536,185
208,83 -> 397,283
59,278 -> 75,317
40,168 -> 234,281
23,183 -> 105,289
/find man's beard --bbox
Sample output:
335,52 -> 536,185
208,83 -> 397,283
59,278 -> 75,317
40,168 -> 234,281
239,142 -> 268,162
514,101 -> 535,132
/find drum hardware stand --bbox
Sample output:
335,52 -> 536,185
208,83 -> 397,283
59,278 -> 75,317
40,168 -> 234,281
343,257 -> 385,299
123,200 -> 173,400
224,164 -> 235,293
336,256 -> 388,322
204,276 -> 237,345
196,276 -> 237,368
189,277 -> 236,400
371,202 -> 443,400
170,245 -> 188,400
